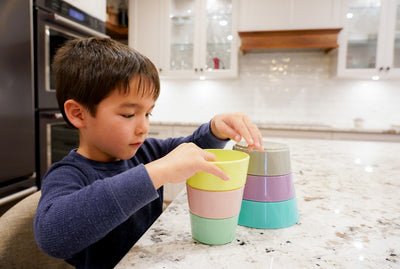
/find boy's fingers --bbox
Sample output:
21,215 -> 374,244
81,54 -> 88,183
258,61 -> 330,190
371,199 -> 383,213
200,150 -> 229,181
243,116 -> 263,151
202,151 -> 217,162
227,116 -> 263,152
204,163 -> 230,181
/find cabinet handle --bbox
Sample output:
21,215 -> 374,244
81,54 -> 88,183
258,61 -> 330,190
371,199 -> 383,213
200,68 -> 203,72
379,67 -> 384,72
194,68 -> 198,72
386,66 -> 391,71
159,68 -> 162,72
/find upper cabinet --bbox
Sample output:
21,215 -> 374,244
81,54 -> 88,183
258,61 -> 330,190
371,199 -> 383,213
335,0 -> 400,79
238,0 -> 342,31
129,0 -> 238,79
129,0 -> 164,68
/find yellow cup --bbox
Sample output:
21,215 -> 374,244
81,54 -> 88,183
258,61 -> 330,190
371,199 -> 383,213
186,149 -> 250,191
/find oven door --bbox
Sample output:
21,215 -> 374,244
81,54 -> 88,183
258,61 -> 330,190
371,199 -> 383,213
35,8 -> 109,109
38,111 -> 79,181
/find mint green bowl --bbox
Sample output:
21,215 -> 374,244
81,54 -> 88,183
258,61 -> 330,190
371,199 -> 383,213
190,211 -> 239,245
238,198 -> 299,229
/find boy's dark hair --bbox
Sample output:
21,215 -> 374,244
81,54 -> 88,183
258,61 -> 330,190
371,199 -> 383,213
52,37 -> 160,126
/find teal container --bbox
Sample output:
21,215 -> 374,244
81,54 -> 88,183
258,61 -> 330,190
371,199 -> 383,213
190,211 -> 239,245
238,198 -> 299,229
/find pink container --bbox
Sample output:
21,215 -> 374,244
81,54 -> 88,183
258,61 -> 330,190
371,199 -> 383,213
243,174 -> 295,202
187,184 -> 244,219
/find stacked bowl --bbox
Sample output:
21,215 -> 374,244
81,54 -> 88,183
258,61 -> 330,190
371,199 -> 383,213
233,141 -> 299,229
186,149 -> 249,245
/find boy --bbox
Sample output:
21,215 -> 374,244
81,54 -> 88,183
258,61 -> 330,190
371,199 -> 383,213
34,37 -> 263,269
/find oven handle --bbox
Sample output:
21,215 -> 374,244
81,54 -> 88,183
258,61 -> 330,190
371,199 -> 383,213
53,13 -> 109,39
0,186 -> 38,206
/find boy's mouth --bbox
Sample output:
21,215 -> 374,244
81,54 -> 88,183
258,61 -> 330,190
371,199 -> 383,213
130,142 -> 143,147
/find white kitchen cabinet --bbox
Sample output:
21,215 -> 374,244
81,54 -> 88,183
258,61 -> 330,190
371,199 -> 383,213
147,125 -> 174,139
129,0 -> 164,69
173,126 -> 198,137
148,124 -> 198,139
163,0 -> 239,79
163,182 -> 186,203
238,0 -> 342,31
335,0 -> 400,79
63,0 -> 107,21
129,0 -> 238,79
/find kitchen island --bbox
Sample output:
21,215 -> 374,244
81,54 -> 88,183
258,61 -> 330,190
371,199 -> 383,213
116,138 -> 400,269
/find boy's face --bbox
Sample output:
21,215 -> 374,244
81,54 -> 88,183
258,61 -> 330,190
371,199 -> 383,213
78,79 -> 155,162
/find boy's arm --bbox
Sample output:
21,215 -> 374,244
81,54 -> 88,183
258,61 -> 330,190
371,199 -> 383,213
34,163 -> 158,259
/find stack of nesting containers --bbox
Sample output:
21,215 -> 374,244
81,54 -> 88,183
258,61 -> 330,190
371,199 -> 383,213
186,149 -> 250,245
233,141 -> 299,229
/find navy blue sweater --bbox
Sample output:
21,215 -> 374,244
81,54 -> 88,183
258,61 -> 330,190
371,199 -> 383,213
34,123 -> 227,268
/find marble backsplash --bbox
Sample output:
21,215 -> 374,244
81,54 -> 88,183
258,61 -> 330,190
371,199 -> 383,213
153,50 -> 400,130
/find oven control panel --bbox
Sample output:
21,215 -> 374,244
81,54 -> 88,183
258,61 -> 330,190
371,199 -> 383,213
34,0 -> 105,33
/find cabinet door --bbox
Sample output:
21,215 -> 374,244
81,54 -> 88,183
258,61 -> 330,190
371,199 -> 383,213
163,0 -> 237,79
291,0 -> 342,29
200,0 -> 238,78
336,0 -> 400,79
342,0 -> 383,74
238,0 -> 341,30
129,0 -> 164,70
163,0 -> 199,77
384,0 -> 400,77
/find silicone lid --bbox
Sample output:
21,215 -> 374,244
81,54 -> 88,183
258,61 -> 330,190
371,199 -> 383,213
233,141 -> 291,176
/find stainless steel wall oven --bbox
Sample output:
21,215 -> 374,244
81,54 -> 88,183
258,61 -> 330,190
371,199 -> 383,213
35,0 -> 108,181
0,0 -> 107,211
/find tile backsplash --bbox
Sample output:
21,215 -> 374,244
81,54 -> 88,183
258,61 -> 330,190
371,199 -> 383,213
153,50 -> 400,130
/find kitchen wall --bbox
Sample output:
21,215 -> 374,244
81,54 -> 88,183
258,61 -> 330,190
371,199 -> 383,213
152,50 -> 400,130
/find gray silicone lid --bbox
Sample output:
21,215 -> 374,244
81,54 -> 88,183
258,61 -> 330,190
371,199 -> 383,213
233,141 -> 291,176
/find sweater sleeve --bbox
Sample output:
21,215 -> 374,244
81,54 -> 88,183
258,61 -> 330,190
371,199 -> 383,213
34,163 -> 158,259
193,121 -> 230,149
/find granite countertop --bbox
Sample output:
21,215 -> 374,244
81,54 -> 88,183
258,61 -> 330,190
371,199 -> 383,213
116,138 -> 400,269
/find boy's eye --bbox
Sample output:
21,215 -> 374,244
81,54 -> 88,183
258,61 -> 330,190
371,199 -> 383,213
121,113 -> 152,118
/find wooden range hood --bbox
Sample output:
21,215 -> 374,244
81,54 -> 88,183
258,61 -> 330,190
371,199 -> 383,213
238,28 -> 342,54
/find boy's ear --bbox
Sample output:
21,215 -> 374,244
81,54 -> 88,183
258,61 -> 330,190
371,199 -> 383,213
64,99 -> 86,129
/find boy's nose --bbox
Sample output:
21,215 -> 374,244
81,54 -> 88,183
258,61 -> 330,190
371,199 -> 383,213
136,117 -> 149,134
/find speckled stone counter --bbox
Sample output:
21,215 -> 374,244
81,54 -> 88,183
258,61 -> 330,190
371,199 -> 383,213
116,138 -> 400,269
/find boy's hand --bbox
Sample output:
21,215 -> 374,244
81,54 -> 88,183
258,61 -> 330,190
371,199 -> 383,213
210,113 -> 263,152
145,143 -> 229,189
